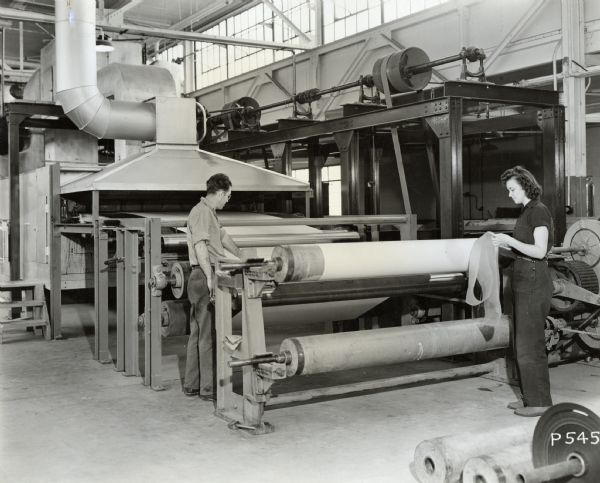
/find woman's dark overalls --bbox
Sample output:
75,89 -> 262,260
510,200 -> 554,407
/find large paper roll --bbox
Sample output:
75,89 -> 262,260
272,239 -> 477,282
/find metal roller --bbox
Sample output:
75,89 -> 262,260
160,300 -> 190,337
279,315 -> 509,377
137,299 -> 190,337
272,239 -> 477,283
372,47 -> 432,94
170,261 -> 191,299
221,96 -> 261,130
413,421 -> 538,483
161,234 -> 188,251
461,445 -> 534,483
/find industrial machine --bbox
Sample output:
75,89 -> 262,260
1,0 -> 598,444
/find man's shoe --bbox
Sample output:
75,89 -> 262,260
199,393 -> 215,402
183,387 -> 199,397
507,400 -> 524,410
514,406 -> 550,417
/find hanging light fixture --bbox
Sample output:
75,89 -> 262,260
95,29 -> 114,52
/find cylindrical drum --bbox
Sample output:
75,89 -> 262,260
461,445 -> 534,483
372,47 -> 432,94
413,422 -> 537,483
222,96 -> 261,130
160,299 -> 190,337
161,234 -> 187,251
280,315 -> 509,376
272,239 -> 477,283
170,261 -> 191,299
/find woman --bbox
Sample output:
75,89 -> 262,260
491,166 -> 554,417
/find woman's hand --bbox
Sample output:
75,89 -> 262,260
491,233 -> 514,249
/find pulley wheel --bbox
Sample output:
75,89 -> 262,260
575,323 -> 600,355
563,220 -> 600,274
372,47 -> 431,94
170,261 -> 191,300
532,402 -> 600,483
550,260 -> 599,313
222,96 -> 261,130
160,300 -> 190,337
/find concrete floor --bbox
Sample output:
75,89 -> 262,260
2,302 -> 600,483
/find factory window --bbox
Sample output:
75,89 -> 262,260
194,0 -> 313,90
322,165 -> 342,216
196,24 -> 229,87
322,0 -> 447,43
292,165 -> 342,216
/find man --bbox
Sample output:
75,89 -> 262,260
183,173 -> 242,399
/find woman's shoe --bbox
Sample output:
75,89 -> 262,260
507,400 -> 524,409
514,406 -> 550,417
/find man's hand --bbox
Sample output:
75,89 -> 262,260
215,269 -> 233,279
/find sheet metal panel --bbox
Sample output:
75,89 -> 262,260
61,145 -> 310,193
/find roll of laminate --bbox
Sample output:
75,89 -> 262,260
272,239 -> 477,283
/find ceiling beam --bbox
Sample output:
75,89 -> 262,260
262,0 -> 311,43
169,0 -> 257,31
0,6 -> 311,51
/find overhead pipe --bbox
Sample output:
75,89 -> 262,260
54,0 -> 155,140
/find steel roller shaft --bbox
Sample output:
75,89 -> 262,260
207,46 -> 486,124
279,315 -> 509,376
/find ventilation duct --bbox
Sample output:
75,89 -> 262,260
54,0 -> 156,140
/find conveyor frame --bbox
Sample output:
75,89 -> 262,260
204,81 -> 565,242
213,263 -> 504,435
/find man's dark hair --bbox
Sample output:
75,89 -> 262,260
500,165 -> 542,200
206,173 -> 232,194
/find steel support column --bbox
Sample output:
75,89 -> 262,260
368,132 -> 382,216
424,128 -> 441,224
94,223 -> 110,362
124,229 -> 139,376
8,113 -> 27,281
540,107 -> 566,241
308,141 -> 325,217
335,131 -> 362,215
241,274 -> 269,429
144,218 -> 163,390
438,98 -> 464,239
215,278 -> 235,416
48,163 -> 62,339
115,229 -> 125,371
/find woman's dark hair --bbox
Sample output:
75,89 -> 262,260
500,165 -> 542,200
206,173 -> 232,194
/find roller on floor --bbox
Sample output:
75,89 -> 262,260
279,315 -> 509,377
271,239 -> 477,282
461,445 -> 534,483
412,422 -> 538,483
137,299 -> 190,337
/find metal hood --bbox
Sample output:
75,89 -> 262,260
60,145 -> 310,193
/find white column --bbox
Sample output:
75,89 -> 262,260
561,0 -> 587,178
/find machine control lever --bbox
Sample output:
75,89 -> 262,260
104,256 -> 125,266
